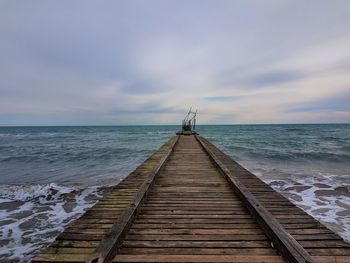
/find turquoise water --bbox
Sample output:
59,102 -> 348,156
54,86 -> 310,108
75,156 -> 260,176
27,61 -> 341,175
1,124 -> 349,186
0,124 -> 349,261
200,124 -> 350,177
0,126 -> 175,186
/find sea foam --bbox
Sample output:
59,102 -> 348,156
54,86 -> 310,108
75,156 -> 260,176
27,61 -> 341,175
250,166 -> 350,243
0,183 -> 103,262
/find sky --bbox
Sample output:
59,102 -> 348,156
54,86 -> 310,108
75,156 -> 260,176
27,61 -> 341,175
0,0 -> 350,125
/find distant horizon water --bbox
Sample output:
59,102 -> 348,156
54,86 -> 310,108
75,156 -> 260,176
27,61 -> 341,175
1,122 -> 350,127
0,124 -> 349,262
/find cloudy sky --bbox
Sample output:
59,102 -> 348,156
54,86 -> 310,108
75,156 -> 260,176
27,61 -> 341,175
1,0 -> 350,125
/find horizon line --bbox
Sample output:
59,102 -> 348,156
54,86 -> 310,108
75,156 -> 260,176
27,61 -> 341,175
0,122 -> 349,128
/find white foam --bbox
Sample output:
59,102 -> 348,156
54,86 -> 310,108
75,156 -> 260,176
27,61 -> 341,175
0,183 -> 72,202
256,169 -> 350,243
0,184 -> 103,262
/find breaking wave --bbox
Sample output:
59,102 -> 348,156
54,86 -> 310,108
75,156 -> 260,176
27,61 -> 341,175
0,183 -> 103,262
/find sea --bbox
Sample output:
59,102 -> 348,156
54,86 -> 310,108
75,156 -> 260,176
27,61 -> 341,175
0,124 -> 349,262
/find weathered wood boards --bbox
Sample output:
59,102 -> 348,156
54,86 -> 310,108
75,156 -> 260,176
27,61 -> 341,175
87,136 -> 179,263
112,135 -> 284,263
32,135 -> 350,263
196,136 -> 350,262
32,136 -> 178,263
196,135 -> 314,263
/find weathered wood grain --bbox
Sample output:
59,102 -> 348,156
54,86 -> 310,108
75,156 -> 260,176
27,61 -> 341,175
32,134 -> 350,263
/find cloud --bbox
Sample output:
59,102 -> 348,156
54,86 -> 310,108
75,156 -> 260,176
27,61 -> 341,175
288,91 -> 350,113
245,71 -> 304,87
202,96 -> 244,102
0,1 -> 350,125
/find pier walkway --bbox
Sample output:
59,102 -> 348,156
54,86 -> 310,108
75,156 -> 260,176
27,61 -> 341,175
32,135 -> 350,263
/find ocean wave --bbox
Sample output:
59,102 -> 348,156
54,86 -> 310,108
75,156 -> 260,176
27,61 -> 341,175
340,145 -> 350,151
263,151 -> 350,163
63,148 -> 140,162
0,124 -> 349,260
223,145 -> 350,164
1,155 -> 42,163
271,179 -> 350,243
0,147 -> 147,164
241,163 -> 350,243
284,128 -> 305,132
0,183 -> 76,202
0,183 -> 103,262
146,131 -> 174,135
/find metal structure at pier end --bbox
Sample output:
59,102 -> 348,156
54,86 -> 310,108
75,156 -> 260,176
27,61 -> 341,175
32,131 -> 350,262
177,108 -> 197,135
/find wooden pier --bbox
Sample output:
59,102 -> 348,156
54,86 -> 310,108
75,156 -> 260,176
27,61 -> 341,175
32,135 -> 350,263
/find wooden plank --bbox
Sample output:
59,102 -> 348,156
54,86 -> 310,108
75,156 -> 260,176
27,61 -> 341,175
121,240 -> 271,248
113,254 -> 285,262
32,134 -> 350,263
43,247 -> 95,254
133,218 -> 257,224
196,135 -> 315,263
111,135 -> 285,261
125,234 -> 268,241
50,241 -> 99,248
32,254 -> 89,262
127,228 -> 264,235
86,136 -> 179,263
131,223 -> 260,229
119,247 -> 278,255
32,136 -> 178,263
312,256 -> 350,263
119,247 -> 275,255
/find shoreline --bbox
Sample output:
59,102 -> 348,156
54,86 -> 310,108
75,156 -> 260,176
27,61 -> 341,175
0,167 -> 349,262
